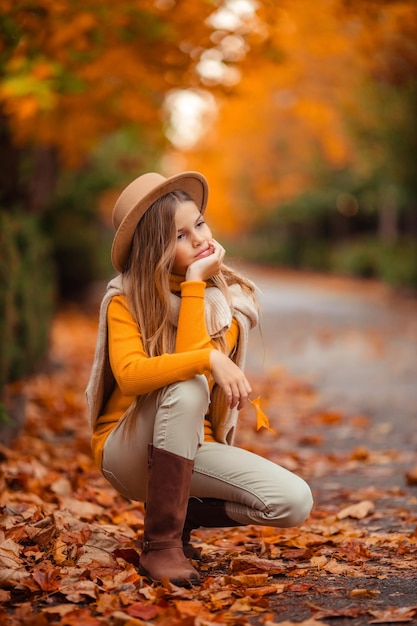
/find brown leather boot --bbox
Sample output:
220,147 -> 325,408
182,497 -> 245,559
139,445 -> 200,586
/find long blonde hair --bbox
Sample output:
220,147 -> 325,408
123,190 -> 257,357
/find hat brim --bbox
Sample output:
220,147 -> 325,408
111,171 -> 208,272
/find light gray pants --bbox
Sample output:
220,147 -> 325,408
102,376 -> 313,527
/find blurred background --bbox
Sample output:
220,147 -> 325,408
1,0 -> 416,405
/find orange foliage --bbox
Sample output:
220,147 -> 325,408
180,0 -> 417,236
0,0 -> 217,165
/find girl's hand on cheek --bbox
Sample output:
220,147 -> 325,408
186,239 -> 225,282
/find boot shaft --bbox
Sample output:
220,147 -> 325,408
139,444 -> 199,586
143,445 -> 194,547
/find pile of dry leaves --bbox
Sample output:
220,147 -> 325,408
1,309 -> 416,625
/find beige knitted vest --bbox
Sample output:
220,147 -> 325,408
86,275 -> 259,444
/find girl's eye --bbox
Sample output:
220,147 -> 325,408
197,220 -> 205,228
177,233 -> 185,240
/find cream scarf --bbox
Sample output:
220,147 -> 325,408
86,274 -> 259,444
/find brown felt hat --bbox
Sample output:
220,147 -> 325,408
111,171 -> 209,272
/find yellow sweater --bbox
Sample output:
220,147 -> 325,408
91,280 -> 239,467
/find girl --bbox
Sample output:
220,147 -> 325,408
86,171 -> 313,587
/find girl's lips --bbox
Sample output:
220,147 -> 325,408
195,247 -> 211,259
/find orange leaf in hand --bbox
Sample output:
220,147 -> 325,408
250,397 -> 277,435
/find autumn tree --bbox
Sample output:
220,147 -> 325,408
179,0 -> 417,263
0,0 -> 272,209
340,0 -> 417,243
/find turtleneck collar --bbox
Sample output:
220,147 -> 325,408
169,273 -> 186,293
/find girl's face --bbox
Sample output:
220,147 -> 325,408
172,201 -> 213,275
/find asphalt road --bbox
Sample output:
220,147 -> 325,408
234,265 -> 417,623
239,264 -> 417,454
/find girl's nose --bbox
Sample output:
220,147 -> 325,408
192,231 -> 204,246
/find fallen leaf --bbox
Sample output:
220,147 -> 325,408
264,617 -> 325,626
126,602 -> 160,619
59,580 -> 99,602
405,466 -> 417,486
350,588 -> 381,598
230,555 -> 285,575
32,563 -> 61,591
226,573 -> 270,587
0,538 -> 22,569
310,555 -> 328,569
351,445 -> 370,461
315,410 -> 343,425
113,547 -> 140,566
42,604 -> 80,617
337,500 -> 375,519
307,601 -> 361,619
173,599 -> 205,617
0,567 -> 31,587
245,583 -> 285,597
368,606 -> 417,623
323,559 -> 357,575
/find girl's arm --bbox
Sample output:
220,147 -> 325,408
175,280 -> 238,354
175,280 -> 248,409
108,295 -> 212,397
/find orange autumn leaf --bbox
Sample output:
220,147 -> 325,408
226,573 -> 270,587
245,583 -> 285,598
350,588 -> 381,599
265,617 -> 324,626
32,563 -> 61,592
250,396 -> 277,434
173,600 -> 205,618
405,465 -> 417,486
230,555 -> 286,576
125,603 -> 160,620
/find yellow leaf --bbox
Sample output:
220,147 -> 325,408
250,397 -> 277,434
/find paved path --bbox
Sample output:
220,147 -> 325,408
239,264 -> 417,453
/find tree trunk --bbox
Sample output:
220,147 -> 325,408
0,114 -> 59,214
0,114 -> 23,208
378,185 -> 398,244
27,145 -> 60,213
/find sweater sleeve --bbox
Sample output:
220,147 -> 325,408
176,280 -> 239,354
108,295 -> 212,396
175,281 -> 211,352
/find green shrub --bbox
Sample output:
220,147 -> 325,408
330,238 -> 417,289
378,240 -> 417,289
228,233 -> 330,272
0,211 -> 56,390
45,208 -> 112,297
330,239 -> 380,278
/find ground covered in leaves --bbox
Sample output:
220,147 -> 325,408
1,306 -> 417,625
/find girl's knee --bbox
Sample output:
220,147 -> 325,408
155,376 -> 209,457
268,478 -> 313,528
283,479 -> 313,527
169,376 -> 210,414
